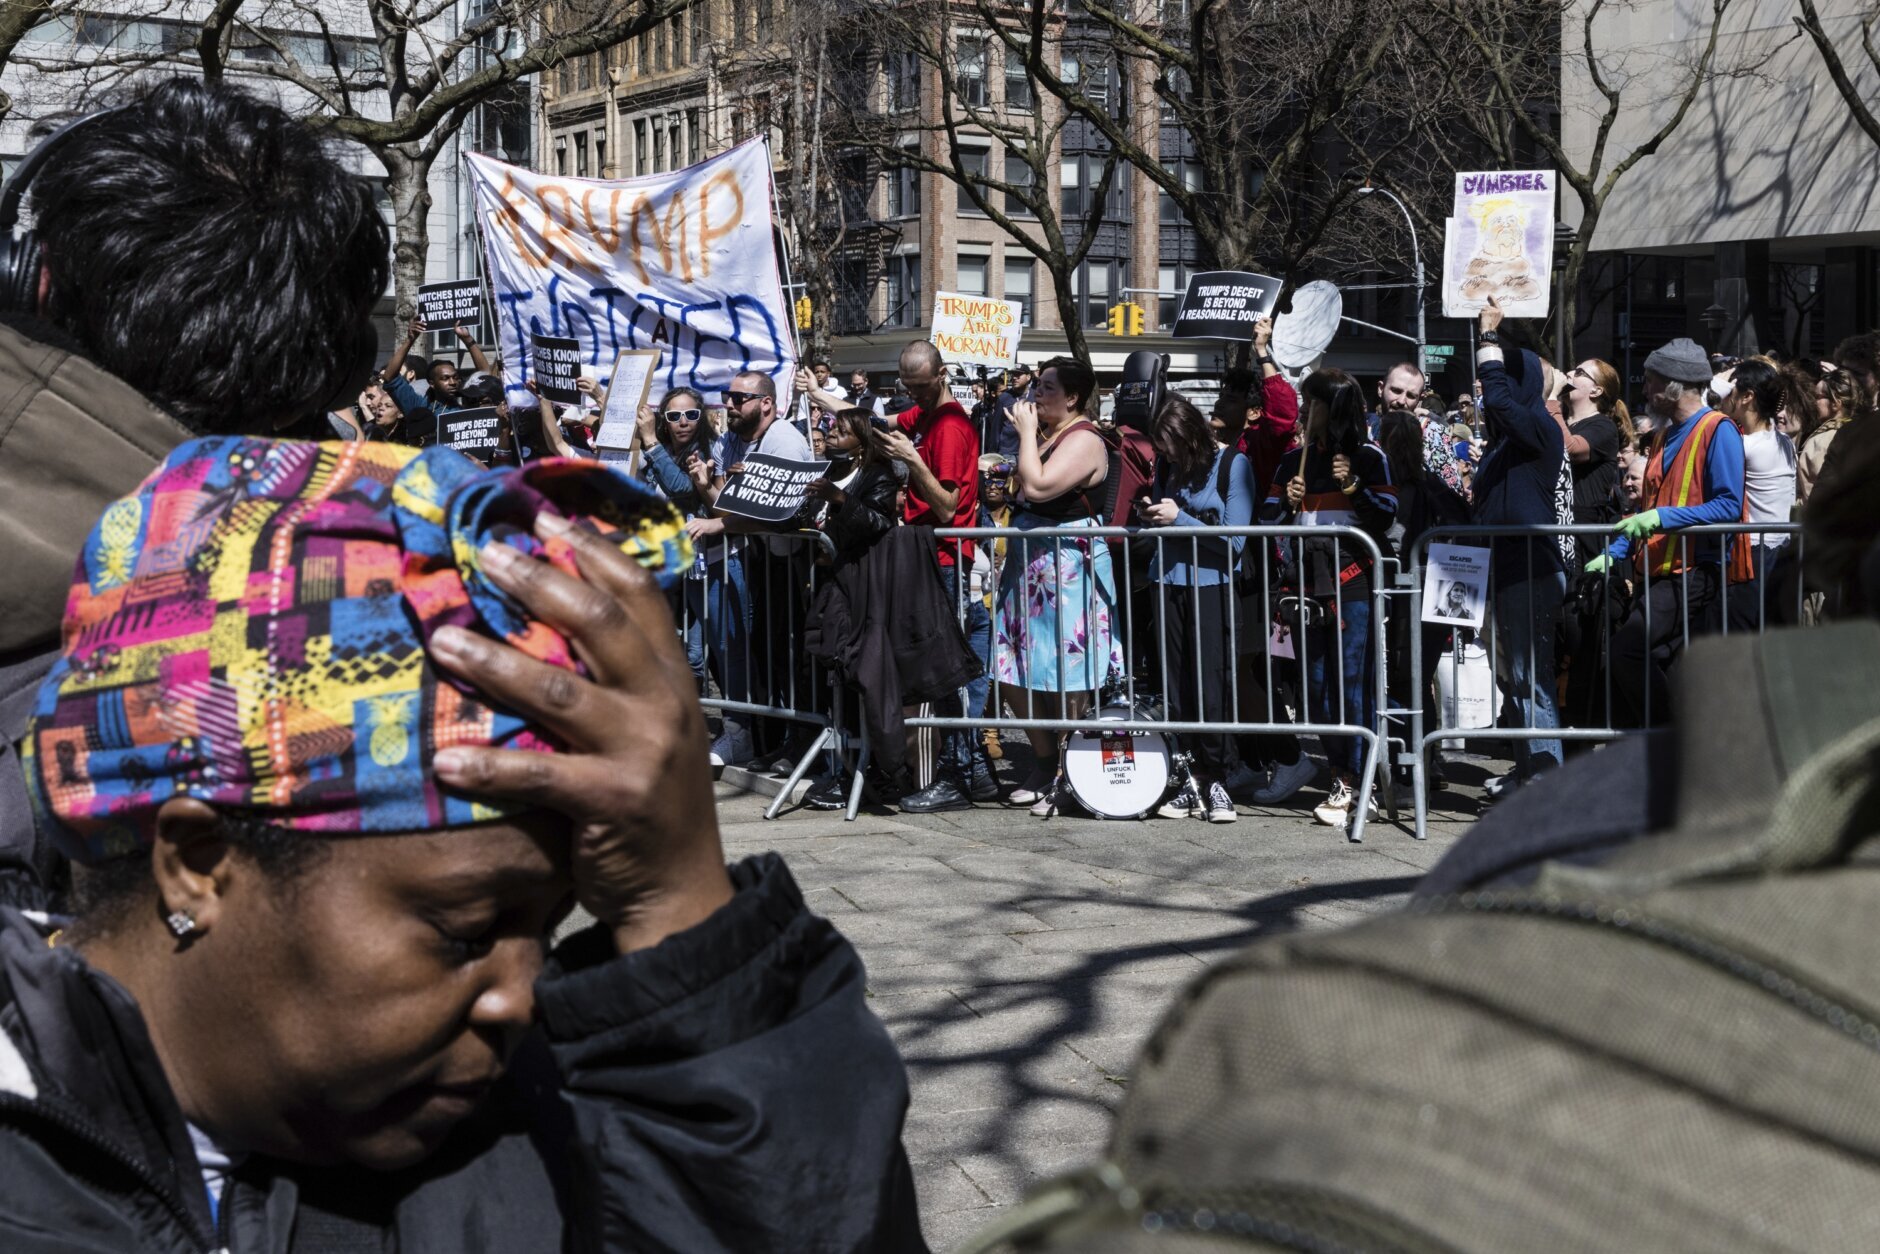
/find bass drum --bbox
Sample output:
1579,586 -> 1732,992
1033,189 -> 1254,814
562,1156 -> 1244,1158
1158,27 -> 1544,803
1063,702 -> 1173,819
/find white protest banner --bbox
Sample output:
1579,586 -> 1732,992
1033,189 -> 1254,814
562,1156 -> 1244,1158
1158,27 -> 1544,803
417,279 -> 483,330
531,333 -> 582,404
467,138 -> 796,415
439,406 -> 506,457
1421,542 -> 1491,630
930,292 -> 1022,368
712,453 -> 830,524
1173,270 -> 1283,340
594,349 -> 660,451
1442,170 -> 1555,320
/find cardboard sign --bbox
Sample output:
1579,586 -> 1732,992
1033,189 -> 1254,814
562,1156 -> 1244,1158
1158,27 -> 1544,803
1172,271 -> 1282,340
438,406 -> 506,457
1442,170 -> 1555,320
416,279 -> 484,330
1421,542 -> 1491,629
531,333 -> 582,404
930,292 -> 1023,368
712,453 -> 830,524
593,350 -> 661,451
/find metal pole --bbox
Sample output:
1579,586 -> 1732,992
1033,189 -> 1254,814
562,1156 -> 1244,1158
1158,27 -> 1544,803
1359,186 -> 1426,376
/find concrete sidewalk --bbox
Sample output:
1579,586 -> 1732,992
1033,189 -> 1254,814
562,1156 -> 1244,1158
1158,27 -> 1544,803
716,764 -> 1494,1250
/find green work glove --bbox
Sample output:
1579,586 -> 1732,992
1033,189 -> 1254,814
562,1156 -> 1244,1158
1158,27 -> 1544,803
1615,508 -> 1662,542
1584,554 -> 1613,575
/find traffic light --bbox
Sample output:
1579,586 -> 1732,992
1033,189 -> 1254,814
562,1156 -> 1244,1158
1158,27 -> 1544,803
1125,301 -> 1145,337
794,295 -> 812,330
1106,303 -> 1126,336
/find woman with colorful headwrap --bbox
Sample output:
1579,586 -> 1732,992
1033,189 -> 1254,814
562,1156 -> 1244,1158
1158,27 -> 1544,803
0,436 -> 921,1250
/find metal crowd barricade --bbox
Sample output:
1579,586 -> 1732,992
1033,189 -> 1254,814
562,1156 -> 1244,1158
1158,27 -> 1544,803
674,529 -> 874,820
921,523 -> 1395,842
1404,521 -> 1805,840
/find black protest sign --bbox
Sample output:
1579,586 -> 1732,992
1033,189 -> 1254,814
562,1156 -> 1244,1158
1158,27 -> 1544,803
712,454 -> 832,524
416,280 -> 483,330
1172,271 -> 1283,340
531,333 -> 582,404
439,406 -> 506,456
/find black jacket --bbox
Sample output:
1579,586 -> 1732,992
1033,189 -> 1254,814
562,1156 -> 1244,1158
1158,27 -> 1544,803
817,461 -> 900,564
805,526 -> 982,779
0,855 -> 927,1253
1472,348 -> 1567,581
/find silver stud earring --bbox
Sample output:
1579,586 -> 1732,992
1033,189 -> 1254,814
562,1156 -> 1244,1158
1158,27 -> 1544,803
165,910 -> 196,938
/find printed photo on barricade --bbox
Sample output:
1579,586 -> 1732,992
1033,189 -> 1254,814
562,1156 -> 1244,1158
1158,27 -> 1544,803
416,279 -> 484,331
712,453 -> 831,524
1172,270 -> 1283,340
531,333 -> 582,404
1420,542 -> 1491,629
1441,170 -> 1555,320
439,406 -> 505,457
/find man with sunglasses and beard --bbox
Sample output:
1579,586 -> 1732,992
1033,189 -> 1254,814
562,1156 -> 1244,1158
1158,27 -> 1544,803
687,372 -> 815,769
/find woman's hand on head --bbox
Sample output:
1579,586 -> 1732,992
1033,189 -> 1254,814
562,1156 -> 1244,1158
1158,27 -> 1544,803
427,519 -> 733,954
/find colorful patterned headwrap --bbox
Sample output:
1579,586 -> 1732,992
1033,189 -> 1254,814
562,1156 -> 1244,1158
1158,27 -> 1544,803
25,436 -> 691,865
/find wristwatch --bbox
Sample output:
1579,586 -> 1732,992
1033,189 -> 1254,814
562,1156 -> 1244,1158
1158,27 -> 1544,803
1477,330 -> 1501,345
1340,479 -> 1361,496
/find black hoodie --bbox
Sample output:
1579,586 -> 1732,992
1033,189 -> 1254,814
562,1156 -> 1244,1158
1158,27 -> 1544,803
1471,347 -> 1567,581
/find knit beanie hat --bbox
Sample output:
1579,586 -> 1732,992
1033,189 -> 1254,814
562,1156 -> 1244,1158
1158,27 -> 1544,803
25,437 -> 690,864
1642,337 -> 1713,385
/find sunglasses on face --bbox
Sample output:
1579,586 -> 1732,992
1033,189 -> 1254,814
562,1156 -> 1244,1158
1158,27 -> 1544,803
663,408 -> 703,423
724,390 -> 764,406
1569,367 -> 1593,380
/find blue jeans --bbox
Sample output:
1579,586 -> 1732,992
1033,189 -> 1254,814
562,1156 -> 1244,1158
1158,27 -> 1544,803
1491,570 -> 1565,773
941,564 -> 992,779
1305,598 -> 1374,778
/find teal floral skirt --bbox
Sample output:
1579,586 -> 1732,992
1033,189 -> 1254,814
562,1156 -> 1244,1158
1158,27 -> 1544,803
994,514 -> 1123,694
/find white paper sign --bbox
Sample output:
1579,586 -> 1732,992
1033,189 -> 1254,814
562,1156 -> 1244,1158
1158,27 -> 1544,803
930,292 -> 1023,368
594,350 -> 660,451
1421,542 -> 1491,629
1441,170 -> 1555,320
467,139 -> 796,416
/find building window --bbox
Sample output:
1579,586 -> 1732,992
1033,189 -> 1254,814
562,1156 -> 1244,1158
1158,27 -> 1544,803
957,37 -> 987,108
670,123 -> 683,170
687,108 -> 702,164
887,51 -> 920,112
1159,159 -> 1202,224
652,126 -> 665,173
1004,152 -> 1034,217
574,132 -> 588,177
1075,259 -> 1123,329
655,19 -> 668,71
1005,42 -> 1033,112
634,120 -> 647,175
1157,264 -> 1187,330
957,255 -> 988,296
885,254 -> 921,328
692,6 -> 708,58
756,0 -> 774,40
836,256 -> 870,334
555,142 -> 568,176
671,14 -> 685,65
577,51 -> 591,90
637,27 -> 650,76
1060,157 -> 1080,220
594,133 -> 606,177
1006,258 -> 1034,327
1085,56 -> 1112,112
957,148 -> 989,215
734,3 -> 750,41
887,150 -> 919,218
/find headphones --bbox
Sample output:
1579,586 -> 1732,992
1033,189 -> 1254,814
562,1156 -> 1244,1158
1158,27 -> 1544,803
0,104 -> 134,316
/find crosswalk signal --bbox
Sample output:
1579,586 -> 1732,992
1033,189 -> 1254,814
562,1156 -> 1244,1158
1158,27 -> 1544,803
1106,303 -> 1127,336
1125,301 -> 1145,337
794,295 -> 812,330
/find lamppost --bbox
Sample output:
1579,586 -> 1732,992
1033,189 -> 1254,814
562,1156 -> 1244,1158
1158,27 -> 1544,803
1357,185 -> 1426,376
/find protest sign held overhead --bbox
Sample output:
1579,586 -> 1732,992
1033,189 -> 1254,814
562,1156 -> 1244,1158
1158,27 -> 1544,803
439,406 -> 506,458
531,333 -> 582,404
1172,271 -> 1282,340
1442,169 -> 1555,320
712,454 -> 830,525
467,139 -> 796,416
416,279 -> 484,330
930,292 -> 1023,368
594,349 -> 660,452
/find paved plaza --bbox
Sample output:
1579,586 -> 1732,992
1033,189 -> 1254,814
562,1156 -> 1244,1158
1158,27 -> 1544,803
716,762 -> 1498,1250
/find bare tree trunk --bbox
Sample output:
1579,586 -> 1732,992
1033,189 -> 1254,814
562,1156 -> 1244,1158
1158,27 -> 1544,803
380,144 -> 435,324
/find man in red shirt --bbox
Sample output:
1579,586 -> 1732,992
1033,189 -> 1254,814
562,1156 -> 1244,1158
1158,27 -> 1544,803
878,340 -> 991,812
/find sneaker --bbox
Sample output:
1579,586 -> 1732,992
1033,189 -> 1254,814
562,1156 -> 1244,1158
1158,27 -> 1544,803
804,775 -> 850,811
1205,781 -> 1238,824
1029,778 -> 1060,818
900,777 -> 973,814
1221,760 -> 1265,803
1313,779 -> 1355,827
1008,764 -> 1056,807
709,723 -> 755,769
967,766 -> 999,803
1157,782 -> 1201,819
1483,772 -> 1519,799
1252,756 -> 1317,805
